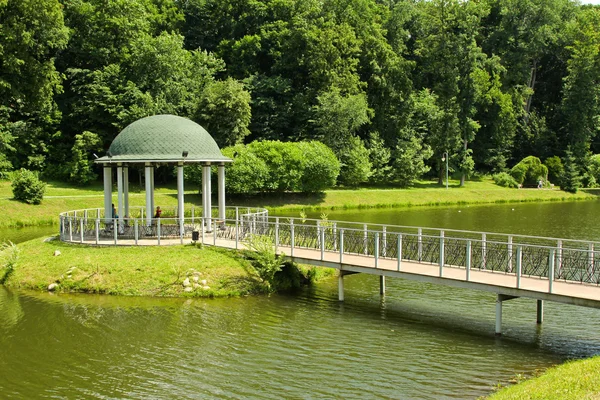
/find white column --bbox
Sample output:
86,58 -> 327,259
177,163 -> 184,230
150,166 -> 155,212
117,164 -> 124,231
203,164 -> 212,227
123,166 -> 129,218
202,164 -> 208,221
145,164 -> 152,226
103,166 -> 112,223
218,163 -> 226,221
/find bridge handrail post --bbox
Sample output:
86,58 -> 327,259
320,226 -> 325,261
588,243 -> 594,282
80,218 -> 84,243
113,218 -> 117,245
375,232 -> 379,268
95,218 -> 100,245
508,236 -> 513,273
556,240 -> 562,278
213,220 -> 217,246
397,234 -> 402,271
364,224 -> 368,255
317,221 -> 321,249
157,218 -> 161,246
340,229 -> 344,263
134,219 -> 138,245
333,222 -> 337,251
466,240 -> 471,281
382,227 -> 387,257
482,233 -> 487,269
439,231 -> 445,277
275,217 -> 279,254
516,246 -> 522,288
290,219 -> 295,257
418,228 -> 423,261
549,248 -> 555,293
235,214 -> 239,250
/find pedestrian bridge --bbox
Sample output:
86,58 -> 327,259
59,206 -> 600,335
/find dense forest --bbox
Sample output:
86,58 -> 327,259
1,0 -> 599,190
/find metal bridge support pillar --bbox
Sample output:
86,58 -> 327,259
495,294 -> 519,336
338,273 -> 345,302
495,295 -> 503,336
536,300 -> 544,324
380,276 -> 386,295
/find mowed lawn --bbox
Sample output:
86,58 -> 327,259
0,177 -> 597,227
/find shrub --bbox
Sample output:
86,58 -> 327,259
510,156 -> 548,186
544,156 -> 563,185
248,140 -> 304,192
493,172 -> 519,188
297,141 -> 340,192
219,141 -> 340,194
11,169 -> 46,204
221,145 -> 270,193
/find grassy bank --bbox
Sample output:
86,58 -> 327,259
2,238 -> 268,297
487,356 -> 600,399
0,178 -> 597,228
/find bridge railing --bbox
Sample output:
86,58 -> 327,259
212,216 -> 600,287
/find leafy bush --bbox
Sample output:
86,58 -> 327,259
248,140 -> 304,192
544,156 -> 564,185
297,141 -> 340,192
221,145 -> 270,193
493,172 -> 519,188
11,169 -> 46,204
216,141 -> 339,194
510,156 -> 548,186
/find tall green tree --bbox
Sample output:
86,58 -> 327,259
195,78 -> 252,147
560,8 -> 600,163
413,0 -> 489,185
0,0 -> 68,170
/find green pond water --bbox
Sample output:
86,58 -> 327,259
2,200 -> 600,399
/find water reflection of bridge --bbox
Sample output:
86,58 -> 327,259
60,206 -> 600,335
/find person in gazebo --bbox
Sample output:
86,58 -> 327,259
154,206 -> 162,219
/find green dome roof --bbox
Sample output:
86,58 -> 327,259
96,115 -> 230,164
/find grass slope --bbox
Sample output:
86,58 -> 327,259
1,178 -> 597,228
487,356 -> 600,400
3,238 -> 262,297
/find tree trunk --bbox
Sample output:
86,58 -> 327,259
460,139 -> 467,187
523,59 -> 538,124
